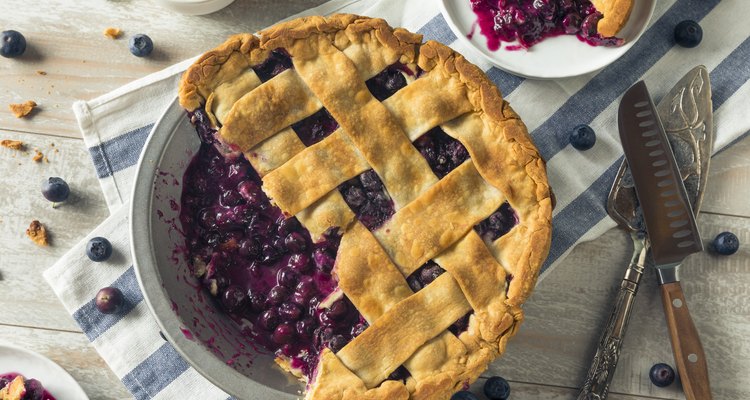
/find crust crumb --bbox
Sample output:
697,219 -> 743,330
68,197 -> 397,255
104,27 -> 123,39
32,150 -> 44,162
26,220 -> 49,246
1,139 -> 25,151
9,101 -> 37,118
36,70 -> 47,75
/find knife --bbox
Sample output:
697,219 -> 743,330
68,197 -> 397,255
619,81 -> 712,400
577,66 -> 714,400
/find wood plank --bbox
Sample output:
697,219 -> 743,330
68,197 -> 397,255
488,213 -> 750,399
0,0 -> 327,139
0,131 -> 109,332
702,138 -> 750,217
0,325 -> 130,399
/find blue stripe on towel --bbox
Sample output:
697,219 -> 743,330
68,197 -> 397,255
541,158 -> 623,272
710,36 -> 750,111
73,266 -> 144,341
88,124 -> 154,178
485,67 -> 525,97
121,342 -> 190,400
417,13 -> 457,45
530,0 -> 721,161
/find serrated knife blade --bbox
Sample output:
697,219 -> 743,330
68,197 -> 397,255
619,80 -> 712,400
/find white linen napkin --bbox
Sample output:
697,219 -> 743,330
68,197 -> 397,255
44,0 -> 750,398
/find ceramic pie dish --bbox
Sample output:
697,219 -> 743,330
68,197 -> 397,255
132,14 -> 551,400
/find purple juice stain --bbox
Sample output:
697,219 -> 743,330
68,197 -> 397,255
468,0 -> 623,51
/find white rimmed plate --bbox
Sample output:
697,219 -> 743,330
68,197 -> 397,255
0,343 -> 89,399
440,0 -> 656,79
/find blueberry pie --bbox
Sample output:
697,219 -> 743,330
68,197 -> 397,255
469,0 -> 634,50
178,14 -> 552,399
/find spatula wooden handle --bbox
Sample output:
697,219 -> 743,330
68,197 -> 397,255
660,282 -> 712,400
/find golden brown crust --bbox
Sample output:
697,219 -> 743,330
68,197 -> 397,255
9,101 -> 37,118
178,13 -> 551,400
26,220 -> 48,246
591,0 -> 634,37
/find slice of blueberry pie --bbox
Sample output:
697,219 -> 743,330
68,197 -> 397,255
178,14 -> 552,399
470,0 -> 634,50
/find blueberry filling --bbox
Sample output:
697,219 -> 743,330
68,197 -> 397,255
338,170 -> 395,231
252,49 -> 293,82
188,108 -> 219,145
469,0 -> 624,51
413,127 -> 470,179
406,261 -> 446,292
181,141 -> 365,378
291,108 -> 340,146
365,63 -> 413,101
0,373 -> 55,400
474,202 -> 518,242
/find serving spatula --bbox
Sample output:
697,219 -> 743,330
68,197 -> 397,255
578,66 -> 713,400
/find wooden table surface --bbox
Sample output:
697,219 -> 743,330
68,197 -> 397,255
0,1 -> 748,399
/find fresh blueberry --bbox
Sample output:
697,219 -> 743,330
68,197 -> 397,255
129,34 -> 154,57
712,231 -> 739,255
42,177 -> 70,203
1,30 -> 26,58
86,237 -> 113,262
649,363 -> 676,387
484,376 -> 511,400
450,391 -> 479,400
272,323 -> 295,344
570,124 -> 596,150
95,287 -> 124,314
674,20 -> 702,48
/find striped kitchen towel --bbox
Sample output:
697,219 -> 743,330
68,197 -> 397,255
44,0 -> 750,399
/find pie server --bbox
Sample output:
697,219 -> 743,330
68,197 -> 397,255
619,80 -> 712,400
578,66 -> 713,400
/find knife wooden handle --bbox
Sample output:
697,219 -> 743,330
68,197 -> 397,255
660,282 -> 712,400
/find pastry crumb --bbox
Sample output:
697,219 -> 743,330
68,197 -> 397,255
36,70 -> 47,75
32,150 -> 44,162
104,27 -> 123,39
9,101 -> 37,118
1,139 -> 25,151
26,220 -> 49,246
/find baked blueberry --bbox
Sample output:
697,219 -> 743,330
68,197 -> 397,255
569,124 -> 596,150
712,231 -> 739,255
649,363 -> 676,387
42,177 -> 70,203
95,287 -> 124,314
86,237 -> 113,262
450,391 -> 479,400
129,34 -> 154,57
674,20 -> 702,48
483,376 -> 511,400
1,30 -> 26,58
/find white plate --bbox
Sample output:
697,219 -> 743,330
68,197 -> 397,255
0,343 -> 88,399
440,0 -> 656,79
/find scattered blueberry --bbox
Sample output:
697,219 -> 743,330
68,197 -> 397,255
712,232 -> 739,255
450,391 -> 479,400
674,20 -> 702,48
569,124 -> 596,150
95,287 -> 124,314
649,363 -> 676,387
86,237 -> 113,262
41,177 -> 70,204
484,376 -> 511,400
129,34 -> 153,57
1,30 -> 27,58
